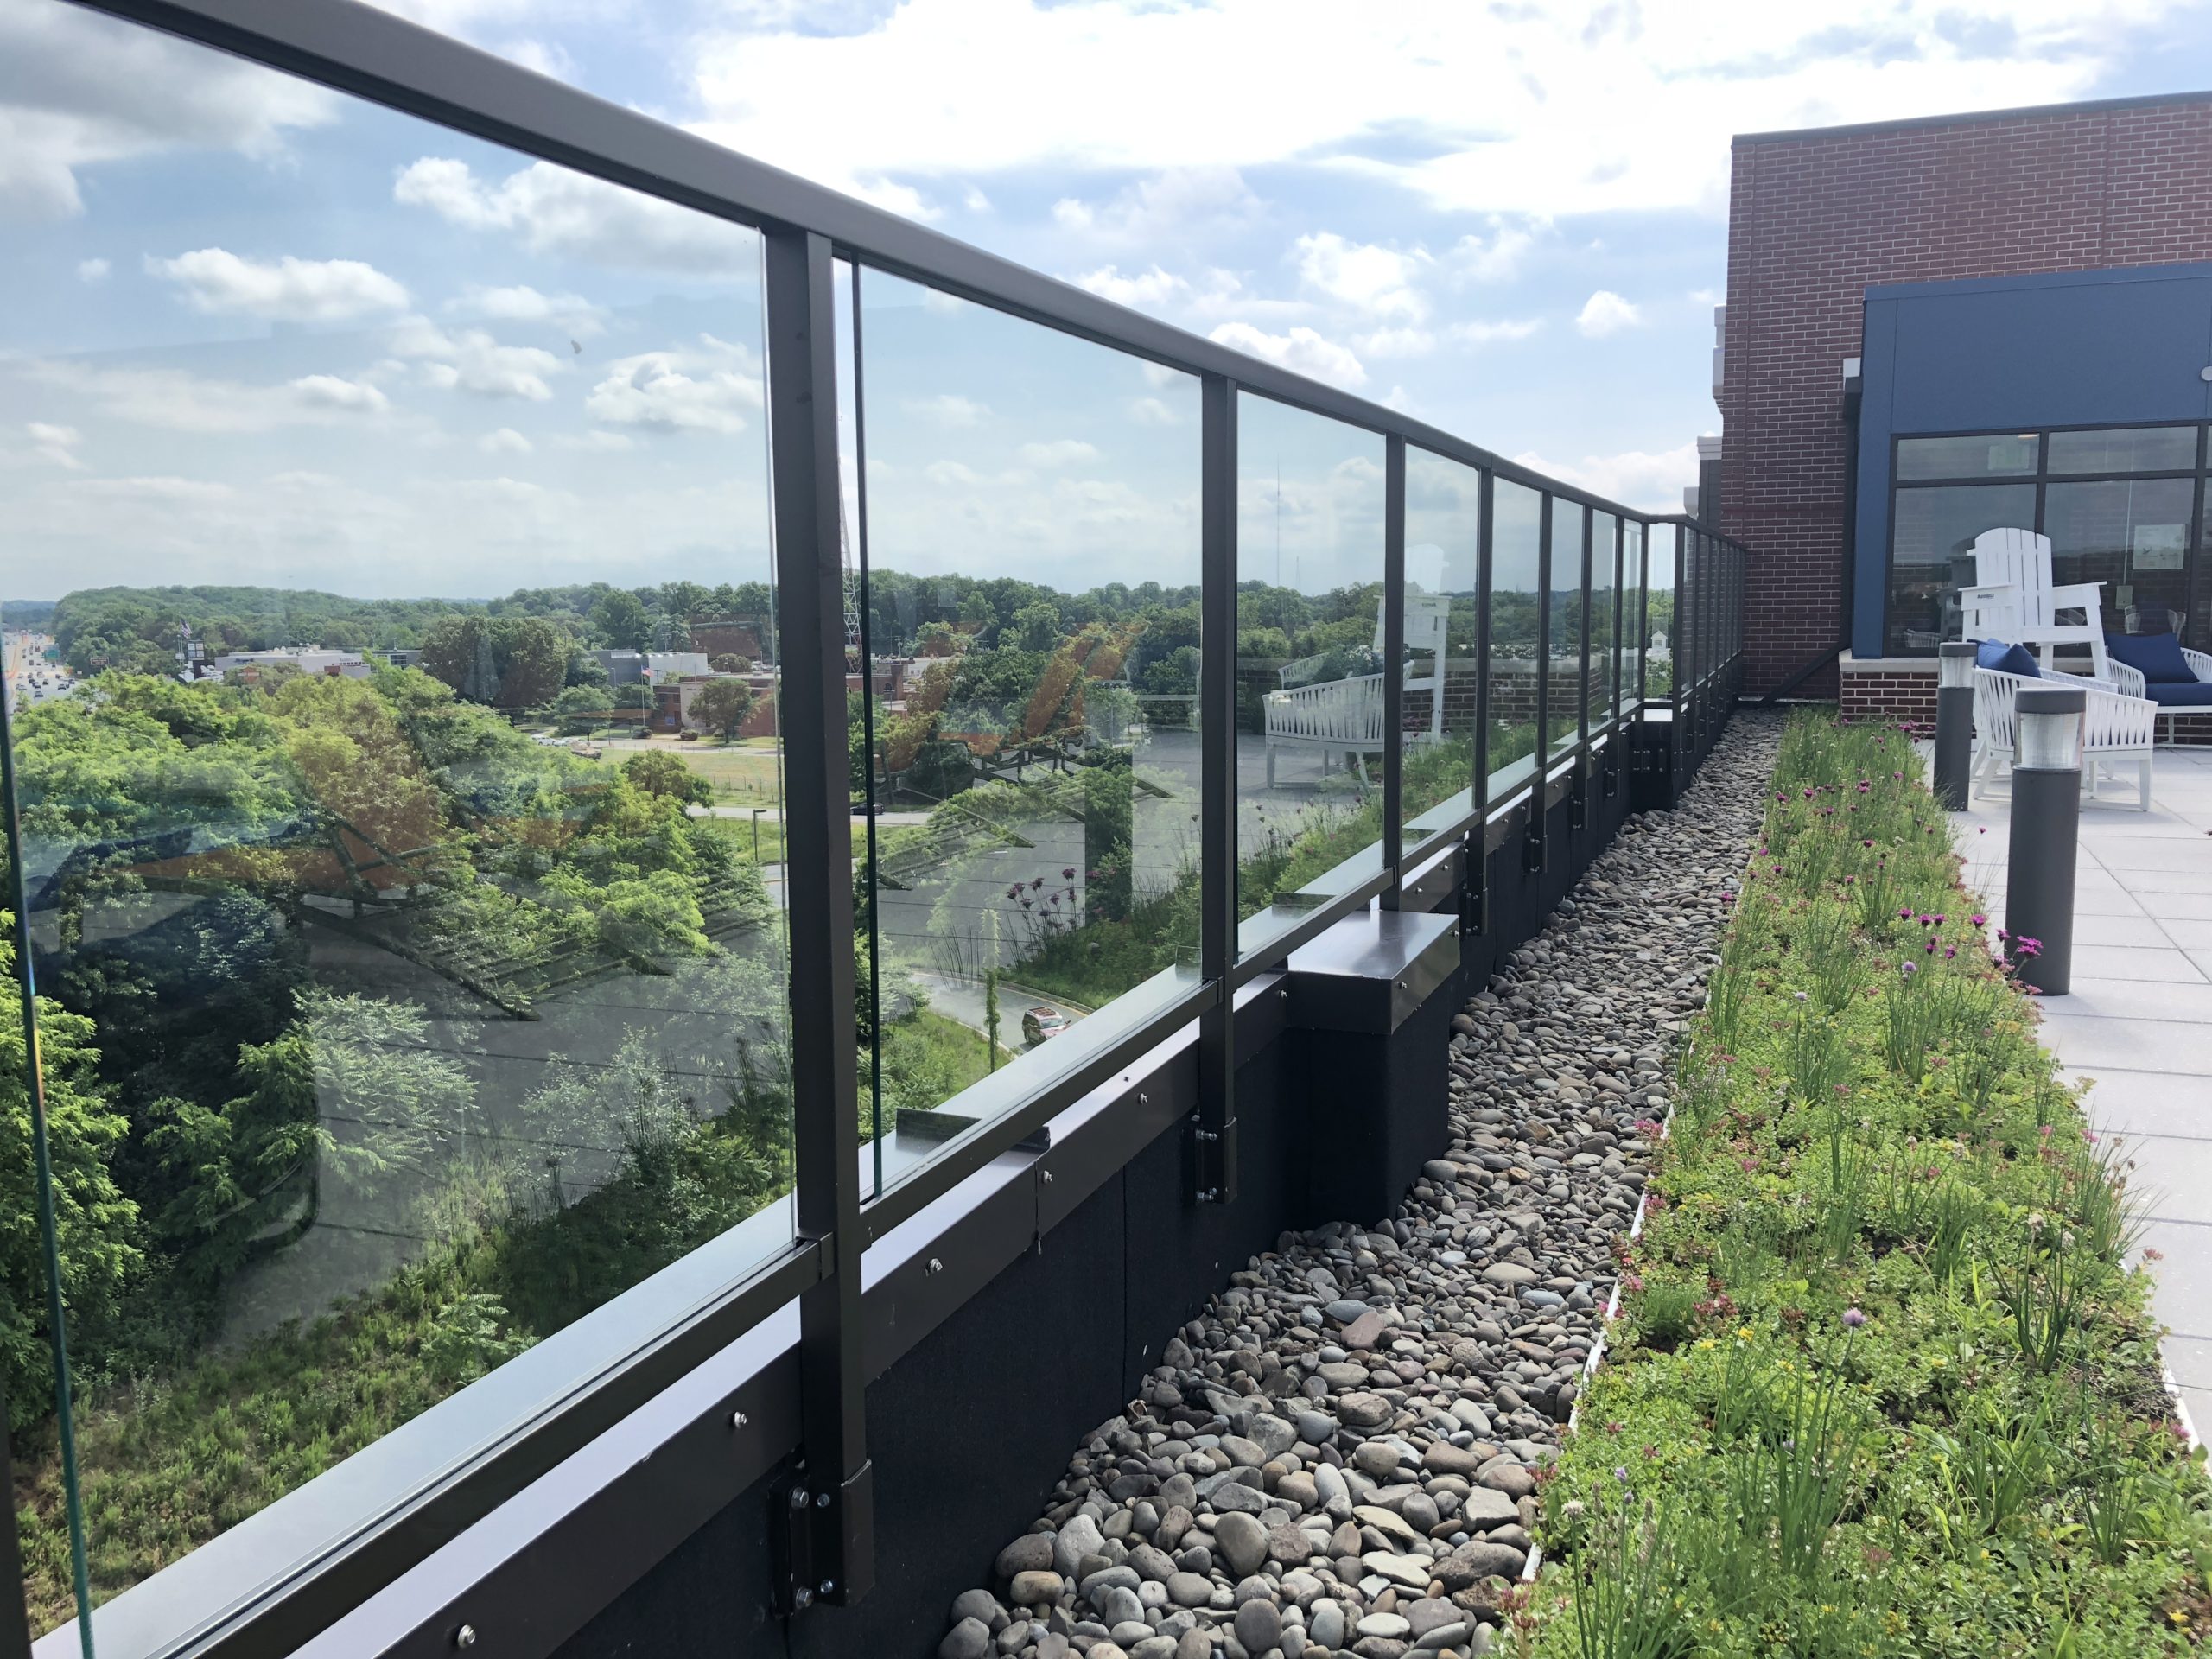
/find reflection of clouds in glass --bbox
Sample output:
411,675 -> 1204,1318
0,0 -> 334,220
1236,393 -> 1385,594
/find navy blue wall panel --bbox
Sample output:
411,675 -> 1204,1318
1853,262 -> 2212,658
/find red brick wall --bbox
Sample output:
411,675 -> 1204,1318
1719,93 -> 2212,700
1838,669 -> 1937,726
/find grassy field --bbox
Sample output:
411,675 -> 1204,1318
691,811 -> 789,868
585,739 -> 784,804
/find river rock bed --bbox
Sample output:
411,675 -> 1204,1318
940,717 -> 1778,1659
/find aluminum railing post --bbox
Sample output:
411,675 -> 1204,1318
761,225 -> 872,1611
1526,493 -> 1552,874
1382,435 -> 1407,908
1194,375 -> 1239,1204
1465,470 -> 1495,938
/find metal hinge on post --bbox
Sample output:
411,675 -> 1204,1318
1521,798 -> 1545,874
1460,830 -> 1485,937
773,1459 -> 876,1616
1569,756 -> 1589,830
1192,1110 -> 1240,1205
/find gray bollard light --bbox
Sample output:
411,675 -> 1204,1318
2005,683 -> 2082,995
1933,641 -> 1975,810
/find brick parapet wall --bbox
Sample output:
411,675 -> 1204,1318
1719,94 -> 2212,700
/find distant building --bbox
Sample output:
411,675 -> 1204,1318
211,647 -> 370,680
592,649 -> 712,686
1717,88 -> 2212,723
689,616 -> 772,664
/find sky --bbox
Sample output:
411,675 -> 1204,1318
5,0 -> 2212,602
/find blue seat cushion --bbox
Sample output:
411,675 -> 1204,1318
2106,629 -> 2196,684
1975,639 -> 2041,678
2146,680 -> 2212,708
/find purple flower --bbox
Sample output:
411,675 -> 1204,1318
1613,1465 -> 1630,1484
1969,913 -> 1986,927
1843,1307 -> 1866,1328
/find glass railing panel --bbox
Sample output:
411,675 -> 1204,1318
1646,528 -> 1677,699
1234,395 -> 1386,954
1401,448 -> 1481,845
1488,480 -> 1541,793
0,9 -> 793,1631
848,269 -> 1202,1206
1548,500 -> 1587,756
0,691 -> 93,1638
1592,510 -> 1618,732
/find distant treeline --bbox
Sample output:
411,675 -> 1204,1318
46,582 -> 778,687
3,601 -> 58,628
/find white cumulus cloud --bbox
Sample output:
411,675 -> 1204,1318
447,283 -> 606,337
479,426 -> 535,454
289,374 -> 391,413
907,393 -> 988,429
1575,291 -> 1643,339
394,156 -> 753,271
1294,232 -> 1430,321
75,257 -> 108,282
146,248 -> 410,322
21,360 -> 396,434
1206,322 -> 1367,389
586,336 -> 763,435
1511,441 -> 1699,512
389,316 -> 562,401
0,0 -> 334,222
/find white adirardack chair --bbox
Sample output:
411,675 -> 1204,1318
1959,527 -> 2111,681
1973,665 -> 2154,810
1263,591 -> 1451,786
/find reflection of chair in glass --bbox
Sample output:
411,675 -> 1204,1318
1262,590 -> 1451,786
1972,663 -> 2153,811
1958,527 -> 2110,679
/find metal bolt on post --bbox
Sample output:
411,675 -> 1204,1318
2005,683 -> 2082,996
1933,641 -> 1975,810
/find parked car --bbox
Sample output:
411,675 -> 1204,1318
1022,1005 -> 1071,1046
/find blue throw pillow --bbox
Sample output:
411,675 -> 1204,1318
2105,630 -> 2194,684
1974,639 -> 2041,678
2147,681 -> 2212,708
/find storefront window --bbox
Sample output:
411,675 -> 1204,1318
1886,423 -> 2212,654
2046,478 -> 2196,635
